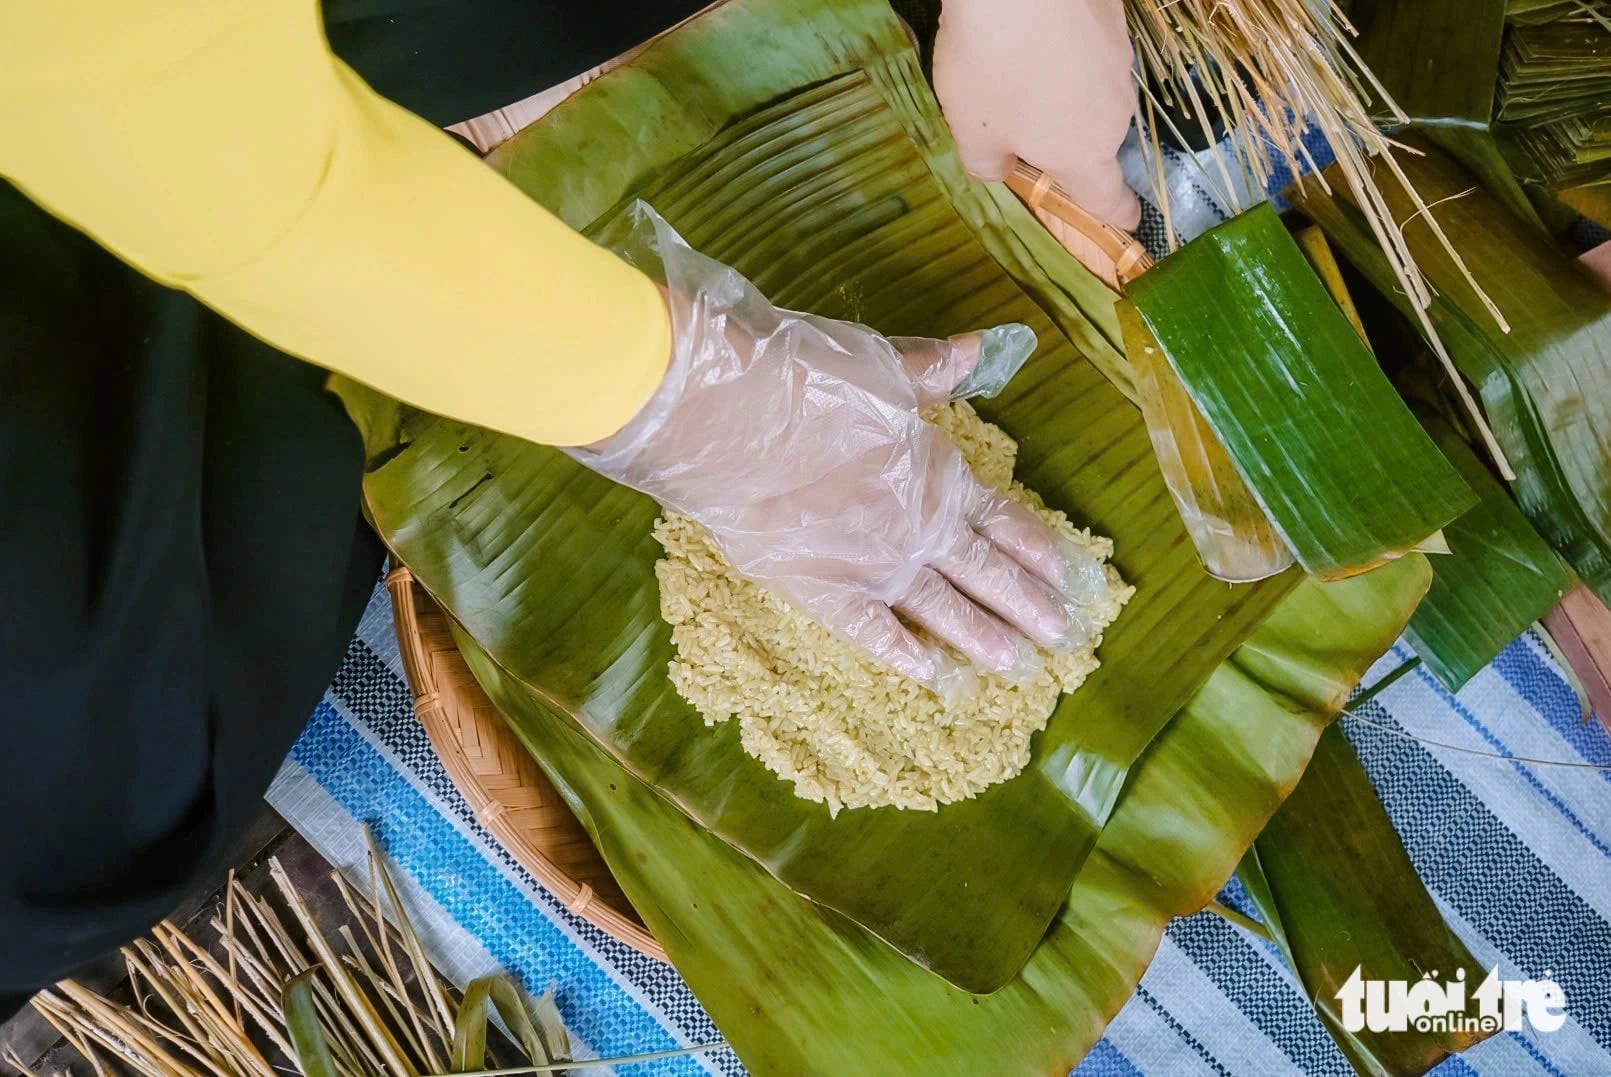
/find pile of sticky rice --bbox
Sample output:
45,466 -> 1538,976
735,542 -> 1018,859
653,402 -> 1132,815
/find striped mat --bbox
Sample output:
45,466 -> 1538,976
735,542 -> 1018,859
269,581 -> 1611,1075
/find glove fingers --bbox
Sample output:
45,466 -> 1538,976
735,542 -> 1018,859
890,334 -> 976,408
956,324 -> 1037,399
934,528 -> 1087,651
817,591 -> 978,702
965,480 -> 1111,608
892,325 -> 1037,407
896,569 -> 1042,682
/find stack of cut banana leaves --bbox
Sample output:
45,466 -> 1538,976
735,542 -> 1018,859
1349,0 -> 1611,227
330,0 -> 1610,1072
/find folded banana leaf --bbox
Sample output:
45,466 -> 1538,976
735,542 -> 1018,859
1405,416 -> 1576,691
1118,217 -> 1456,585
338,0 -> 1300,994
1242,725 -> 1494,1077
1290,138 -> 1611,605
1119,300 -> 1294,582
1348,0 -> 1546,228
1125,203 -> 1476,579
457,555 -> 1429,1075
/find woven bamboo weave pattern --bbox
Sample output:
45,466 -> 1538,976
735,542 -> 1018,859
386,566 -> 665,961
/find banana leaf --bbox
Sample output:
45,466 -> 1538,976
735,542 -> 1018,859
1117,219 -> 1452,585
337,0 -> 1304,994
1243,725 -> 1494,1076
1125,204 -> 1476,579
1405,417 -> 1576,691
1499,14 -> 1611,188
1120,300 -> 1294,582
457,555 -> 1429,1075
1290,138 -> 1611,605
1348,0 -> 1547,228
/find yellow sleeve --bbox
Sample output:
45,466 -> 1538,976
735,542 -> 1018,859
0,0 -> 670,447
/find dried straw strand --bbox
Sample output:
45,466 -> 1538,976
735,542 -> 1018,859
335,865 -> 450,1070
363,828 -> 456,1043
19,840 -> 592,1077
269,858 -> 416,1076
1126,0 -> 1517,478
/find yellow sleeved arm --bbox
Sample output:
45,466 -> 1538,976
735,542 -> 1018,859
0,0 -> 670,447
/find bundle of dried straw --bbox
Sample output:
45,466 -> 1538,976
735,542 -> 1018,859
1126,0 -> 1515,476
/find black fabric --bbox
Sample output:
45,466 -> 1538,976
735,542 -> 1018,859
324,0 -> 710,126
0,177 -> 385,1015
0,0 -> 704,1019
887,0 -> 940,75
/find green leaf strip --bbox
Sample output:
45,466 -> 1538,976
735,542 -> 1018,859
283,970 -> 342,1077
1128,204 -> 1476,578
1247,727 -> 1497,1075
1406,417 -> 1576,690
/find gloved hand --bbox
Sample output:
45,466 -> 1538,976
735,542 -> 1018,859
575,204 -> 1109,697
933,0 -> 1141,230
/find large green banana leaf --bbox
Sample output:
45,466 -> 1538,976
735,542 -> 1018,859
1405,416 -> 1577,691
1127,204 -> 1476,579
455,558 -> 1429,1075
1243,726 -> 1494,1076
1119,300 -> 1295,583
1290,139 -> 1611,605
337,0 -> 1303,994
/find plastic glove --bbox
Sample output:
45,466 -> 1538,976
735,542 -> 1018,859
933,0 -> 1141,229
573,204 -> 1110,697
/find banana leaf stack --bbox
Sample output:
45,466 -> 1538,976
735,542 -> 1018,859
325,0 -> 1535,1071
1350,0 -> 1611,219
1499,3 -> 1611,188
1290,140 -> 1611,610
1288,1 -> 1611,691
1347,0 -> 1539,226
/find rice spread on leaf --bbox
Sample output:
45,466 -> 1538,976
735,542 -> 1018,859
653,402 -> 1132,815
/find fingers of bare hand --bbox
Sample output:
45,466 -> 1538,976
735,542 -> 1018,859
1042,155 -> 1142,231
895,569 -> 1042,682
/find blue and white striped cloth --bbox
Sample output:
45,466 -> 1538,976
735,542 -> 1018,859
268,581 -> 1611,1075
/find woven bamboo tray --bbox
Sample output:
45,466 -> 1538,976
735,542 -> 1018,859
384,165 -> 1133,959
386,566 -> 666,960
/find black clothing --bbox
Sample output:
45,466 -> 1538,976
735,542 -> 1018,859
0,0 -> 707,1018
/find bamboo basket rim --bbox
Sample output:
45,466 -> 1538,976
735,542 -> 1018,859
386,565 -> 668,962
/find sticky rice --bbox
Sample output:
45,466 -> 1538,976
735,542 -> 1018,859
653,402 -> 1132,814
